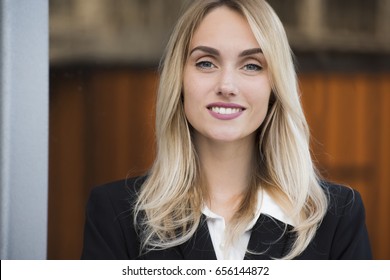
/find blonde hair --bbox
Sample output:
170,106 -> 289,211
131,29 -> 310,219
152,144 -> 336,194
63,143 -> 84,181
134,0 -> 328,259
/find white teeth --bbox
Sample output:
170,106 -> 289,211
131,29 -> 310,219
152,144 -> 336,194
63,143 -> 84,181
210,107 -> 242,115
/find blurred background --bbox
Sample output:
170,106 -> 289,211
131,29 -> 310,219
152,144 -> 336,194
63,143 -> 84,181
49,0 -> 390,259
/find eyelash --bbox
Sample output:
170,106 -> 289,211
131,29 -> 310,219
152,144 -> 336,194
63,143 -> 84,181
195,61 -> 215,69
195,61 -> 263,72
243,63 -> 263,71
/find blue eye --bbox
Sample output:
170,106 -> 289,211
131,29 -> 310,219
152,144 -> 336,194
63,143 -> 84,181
196,61 -> 215,69
243,64 -> 262,71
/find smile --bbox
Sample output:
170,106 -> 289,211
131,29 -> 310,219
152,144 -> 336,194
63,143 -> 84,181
207,103 -> 246,120
209,107 -> 243,115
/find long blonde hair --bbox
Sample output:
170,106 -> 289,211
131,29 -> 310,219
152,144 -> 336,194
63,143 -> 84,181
134,0 -> 328,259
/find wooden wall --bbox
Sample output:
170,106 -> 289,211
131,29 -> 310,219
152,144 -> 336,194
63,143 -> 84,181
49,67 -> 158,259
48,68 -> 390,259
300,73 -> 390,259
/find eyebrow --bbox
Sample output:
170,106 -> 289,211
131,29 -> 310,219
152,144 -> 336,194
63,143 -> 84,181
189,46 -> 219,56
239,48 -> 263,57
189,46 -> 263,57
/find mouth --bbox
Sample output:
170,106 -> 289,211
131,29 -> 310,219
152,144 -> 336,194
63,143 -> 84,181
207,103 -> 246,115
208,106 -> 244,115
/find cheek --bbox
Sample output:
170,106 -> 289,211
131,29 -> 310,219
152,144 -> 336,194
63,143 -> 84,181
182,77 -> 198,122
183,93 -> 193,119
248,85 -> 272,121
247,80 -> 272,104
259,93 -> 272,116
183,67 -> 196,100
182,70 -> 206,116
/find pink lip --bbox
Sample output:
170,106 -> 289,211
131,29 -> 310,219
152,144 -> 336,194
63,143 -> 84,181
207,102 -> 246,120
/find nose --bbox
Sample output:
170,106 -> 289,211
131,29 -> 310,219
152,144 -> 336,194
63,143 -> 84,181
216,68 -> 238,97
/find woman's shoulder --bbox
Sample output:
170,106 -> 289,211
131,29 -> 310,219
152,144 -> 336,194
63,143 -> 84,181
320,180 -> 353,194
90,175 -> 147,202
310,180 -> 372,259
86,176 -> 147,217
319,180 -> 364,214
82,176 -> 147,259
84,175 -> 148,229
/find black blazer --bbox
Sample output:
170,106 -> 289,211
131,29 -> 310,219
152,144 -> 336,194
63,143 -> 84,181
81,176 -> 372,260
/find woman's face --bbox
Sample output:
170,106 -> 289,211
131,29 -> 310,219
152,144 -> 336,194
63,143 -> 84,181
183,6 -> 272,144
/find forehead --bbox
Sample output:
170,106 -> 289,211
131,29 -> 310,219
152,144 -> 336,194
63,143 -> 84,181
189,6 -> 260,50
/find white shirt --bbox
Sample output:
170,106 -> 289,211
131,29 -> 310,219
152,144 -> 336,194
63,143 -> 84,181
202,189 -> 295,260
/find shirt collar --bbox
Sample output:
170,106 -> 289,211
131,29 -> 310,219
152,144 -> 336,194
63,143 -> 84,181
202,189 -> 295,231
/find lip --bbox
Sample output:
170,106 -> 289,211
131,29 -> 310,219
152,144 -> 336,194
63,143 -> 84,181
206,102 -> 246,120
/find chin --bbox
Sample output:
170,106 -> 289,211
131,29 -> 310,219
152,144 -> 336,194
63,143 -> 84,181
207,133 -> 246,143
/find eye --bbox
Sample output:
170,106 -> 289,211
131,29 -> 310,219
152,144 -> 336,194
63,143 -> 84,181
243,63 -> 262,71
195,61 -> 216,69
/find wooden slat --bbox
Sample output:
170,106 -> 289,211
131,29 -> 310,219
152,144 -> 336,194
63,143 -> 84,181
48,70 -> 88,259
376,74 -> 390,259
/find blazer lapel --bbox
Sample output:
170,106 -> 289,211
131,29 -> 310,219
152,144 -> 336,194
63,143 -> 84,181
245,214 -> 294,260
179,215 -> 217,260
177,214 -> 294,260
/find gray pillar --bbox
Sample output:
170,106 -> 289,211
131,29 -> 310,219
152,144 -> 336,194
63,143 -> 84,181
0,0 -> 48,259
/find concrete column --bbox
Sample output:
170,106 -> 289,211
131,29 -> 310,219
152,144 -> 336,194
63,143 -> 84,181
0,0 -> 48,259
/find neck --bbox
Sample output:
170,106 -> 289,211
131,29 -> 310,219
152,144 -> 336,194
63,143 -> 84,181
194,134 -> 256,219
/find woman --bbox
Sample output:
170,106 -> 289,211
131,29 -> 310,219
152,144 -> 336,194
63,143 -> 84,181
81,0 -> 372,260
